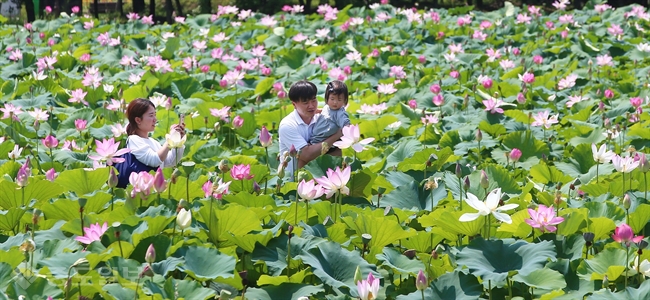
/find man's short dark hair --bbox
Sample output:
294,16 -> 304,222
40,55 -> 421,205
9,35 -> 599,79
288,80 -> 317,103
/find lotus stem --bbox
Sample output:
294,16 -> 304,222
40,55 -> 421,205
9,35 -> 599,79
208,197 -> 214,232
241,180 -> 245,194
625,245 -> 629,289
645,172 -> 648,201
295,199 -> 299,226
458,177 -> 463,211
118,239 -> 124,258
420,289 -> 425,300
305,200 -> 309,224
623,172 -> 626,194
596,163 -> 599,183
80,207 -> 85,237
638,253 -> 644,285
110,187 -> 114,211
264,147 -> 270,194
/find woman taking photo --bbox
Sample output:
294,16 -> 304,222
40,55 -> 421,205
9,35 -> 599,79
116,98 -> 186,188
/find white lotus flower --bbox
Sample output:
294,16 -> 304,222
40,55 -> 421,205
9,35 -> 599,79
177,208 -> 192,229
633,257 -> 650,277
333,124 -> 374,153
165,130 -> 186,148
460,188 -> 519,224
592,143 -> 614,164
8,145 -> 23,159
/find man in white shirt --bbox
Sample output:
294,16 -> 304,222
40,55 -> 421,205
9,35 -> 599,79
278,80 -> 342,179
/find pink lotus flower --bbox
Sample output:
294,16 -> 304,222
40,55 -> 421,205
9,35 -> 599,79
153,167 -> 167,193
231,164 -> 254,180
510,148 -> 522,162
481,77 -> 493,89
314,166 -> 351,198
357,273 -> 380,300
204,178 -> 231,199
232,115 -> 244,129
533,55 -> 543,64
46,168 -> 57,181
210,106 -> 231,122
518,72 -> 535,84
42,135 -> 58,149
450,70 -> 460,78
612,155 -> 640,173
45,6 -> 52,14
130,171 -> 154,199
408,99 -> 417,109
16,158 -> 30,187
631,97 -> 643,108
75,119 -> 87,131
525,205 -> 564,233
377,83 -> 397,95
612,223 -> 643,245
483,98 -> 506,114
333,125 -> 374,153
88,138 -> 130,165
71,6 -> 79,13
430,84 -> 441,94
604,89 -> 614,99
259,126 -> 272,147
432,94 -> 444,106
421,114 -> 439,125
531,111 -> 559,129
297,179 -> 325,201
75,222 -> 108,244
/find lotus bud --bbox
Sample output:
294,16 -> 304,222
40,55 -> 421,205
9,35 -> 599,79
252,181 -> 261,194
176,208 -> 192,230
455,163 -> 462,178
463,176 -> 470,191
259,126 -> 272,148
377,187 -> 386,197
145,244 -> 156,264
297,171 -> 309,183
78,197 -> 87,208
431,249 -> 439,260
475,129 -> 482,142
510,148 -> 522,162
72,258 -> 90,275
140,265 -> 154,278
107,167 -> 118,188
602,275 -> 609,289
214,121 -> 220,131
177,199 -> 189,212
354,266 -> 362,284
278,164 -> 286,178
153,167 -> 166,193
219,290 -> 232,300
480,170 -> 489,189
416,270 -> 428,291
287,225 -> 294,237
639,154 -> 650,173
218,160 -> 230,173
32,209 -> 41,225
113,222 -> 121,239
361,233 -> 372,246
400,249 -> 415,259
383,205 -> 394,217
583,232 -> 595,247
289,145 -> 298,157
426,154 -> 436,167
623,194 -> 631,210
171,168 -> 182,184
321,142 -> 330,155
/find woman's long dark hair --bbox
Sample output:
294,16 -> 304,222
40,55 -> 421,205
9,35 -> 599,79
125,98 -> 155,136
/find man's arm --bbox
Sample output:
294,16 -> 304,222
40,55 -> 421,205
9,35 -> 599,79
297,129 -> 343,168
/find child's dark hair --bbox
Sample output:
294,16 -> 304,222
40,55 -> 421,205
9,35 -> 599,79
288,80 -> 317,103
324,80 -> 349,105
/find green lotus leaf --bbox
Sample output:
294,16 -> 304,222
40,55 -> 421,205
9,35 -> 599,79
299,241 -> 380,297
103,283 -> 136,300
130,216 -> 174,246
0,208 -> 25,232
557,208 -> 588,237
501,130 -> 549,161
529,162 -> 574,185
54,168 -> 107,196
198,204 -> 262,247
227,229 -> 274,253
588,279 -> 650,299
629,204 -> 650,233
0,179 -> 64,209
161,37 -> 181,60
178,246 -> 236,281
0,262 -> 14,290
376,248 -> 425,275
341,212 -> 415,249
251,234 -> 324,276
257,269 -> 310,286
456,239 -> 556,288
386,139 -> 421,170
245,283 -> 325,300
577,248 -> 628,281
144,276 -> 216,299
497,209 -> 533,239
512,267 -> 567,291
398,147 -> 458,173
396,270 -> 482,300
400,230 -> 445,254
6,276 -> 63,300
419,208 -> 483,238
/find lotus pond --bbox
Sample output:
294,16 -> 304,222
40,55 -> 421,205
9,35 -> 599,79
2,1 -> 650,299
